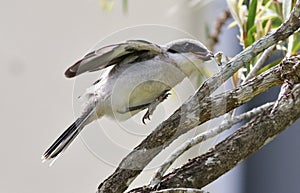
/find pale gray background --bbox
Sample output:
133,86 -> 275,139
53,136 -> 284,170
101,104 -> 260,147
0,1 -> 245,193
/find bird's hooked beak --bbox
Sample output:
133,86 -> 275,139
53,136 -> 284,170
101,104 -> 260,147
192,50 -> 214,61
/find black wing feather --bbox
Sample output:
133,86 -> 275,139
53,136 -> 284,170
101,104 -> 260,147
65,40 -> 162,78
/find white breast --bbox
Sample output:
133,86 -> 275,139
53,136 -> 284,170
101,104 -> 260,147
84,54 -> 195,120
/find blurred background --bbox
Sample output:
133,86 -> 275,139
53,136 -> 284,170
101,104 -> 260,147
1,0 -> 299,193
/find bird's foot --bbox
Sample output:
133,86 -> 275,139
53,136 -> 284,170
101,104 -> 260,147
142,91 -> 171,124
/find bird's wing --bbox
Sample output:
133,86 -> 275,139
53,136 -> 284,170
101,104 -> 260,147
65,40 -> 163,78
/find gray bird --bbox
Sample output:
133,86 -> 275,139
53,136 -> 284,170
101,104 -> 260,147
42,39 -> 213,163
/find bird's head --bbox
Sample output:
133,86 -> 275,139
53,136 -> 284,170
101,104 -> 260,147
165,39 -> 214,61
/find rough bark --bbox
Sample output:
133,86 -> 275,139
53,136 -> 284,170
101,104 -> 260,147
97,1 -> 300,192
130,56 -> 300,192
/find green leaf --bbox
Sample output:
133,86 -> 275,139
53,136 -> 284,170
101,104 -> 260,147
123,0 -> 128,13
246,0 -> 258,32
205,23 -> 211,40
282,0 -> 292,21
245,25 -> 256,47
271,17 -> 283,28
292,33 -> 300,53
256,58 -> 282,75
100,0 -> 114,11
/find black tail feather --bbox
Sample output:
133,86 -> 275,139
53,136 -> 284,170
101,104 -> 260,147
42,109 -> 94,162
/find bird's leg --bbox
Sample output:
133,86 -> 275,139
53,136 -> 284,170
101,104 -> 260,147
142,90 -> 171,124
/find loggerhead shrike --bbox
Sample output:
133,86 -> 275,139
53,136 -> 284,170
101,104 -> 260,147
42,39 -> 214,163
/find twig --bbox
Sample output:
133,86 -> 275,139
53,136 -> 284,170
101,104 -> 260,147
150,85 -> 300,191
149,102 -> 274,187
225,43 -> 274,123
243,45 -> 276,83
151,188 -> 208,193
127,55 -> 300,193
100,55 -> 299,193
129,55 -> 300,192
271,56 -> 300,113
98,1 -> 300,192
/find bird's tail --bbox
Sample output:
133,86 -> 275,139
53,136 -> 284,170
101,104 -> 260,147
41,108 -> 95,165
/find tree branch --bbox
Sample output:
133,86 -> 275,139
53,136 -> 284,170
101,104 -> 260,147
97,1 -> 300,192
149,102 -> 274,187
154,85 -> 300,191
151,188 -> 208,193
130,56 -> 300,193
243,45 -> 276,82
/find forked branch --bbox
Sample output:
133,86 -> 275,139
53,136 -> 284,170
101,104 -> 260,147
98,1 -> 300,192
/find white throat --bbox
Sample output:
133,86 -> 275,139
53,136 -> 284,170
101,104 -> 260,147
167,52 -> 203,77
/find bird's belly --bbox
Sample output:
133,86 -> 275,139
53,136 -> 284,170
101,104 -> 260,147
97,60 -> 187,120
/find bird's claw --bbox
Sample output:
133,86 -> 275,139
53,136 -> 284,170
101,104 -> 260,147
142,90 -> 170,124
161,92 -> 171,100
142,111 -> 151,124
